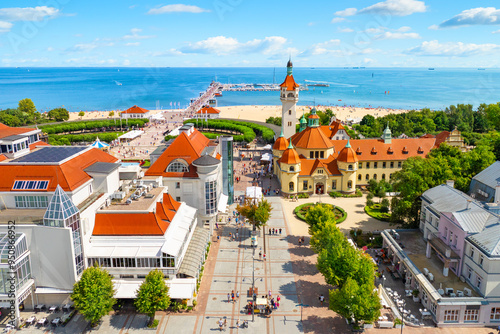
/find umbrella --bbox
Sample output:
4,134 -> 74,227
89,136 -> 110,149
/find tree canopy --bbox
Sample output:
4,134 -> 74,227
71,265 -> 116,326
135,269 -> 171,322
236,198 -> 272,231
18,98 -> 36,116
48,108 -> 70,121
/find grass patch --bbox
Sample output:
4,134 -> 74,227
329,189 -> 362,198
294,203 -> 347,224
364,204 -> 391,222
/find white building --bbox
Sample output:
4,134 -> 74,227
120,105 -> 151,119
0,122 -> 48,160
280,59 -> 299,139
194,106 -> 221,119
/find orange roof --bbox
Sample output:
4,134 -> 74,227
0,148 -> 118,192
290,126 -> 334,149
196,106 -> 220,114
121,105 -> 149,114
337,143 -> 358,163
335,137 -> 436,161
278,145 -> 301,165
0,154 -> 6,162
145,128 -> 210,178
299,155 -> 341,176
273,136 -> 289,150
280,75 -> 299,91
216,153 -> 222,160
0,123 -> 38,139
308,114 -> 319,119
29,141 -> 50,151
93,193 -> 181,236
320,120 -> 346,139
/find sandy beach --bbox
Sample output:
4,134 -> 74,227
68,105 -> 408,123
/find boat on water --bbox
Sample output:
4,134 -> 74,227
478,68 -> 486,70
215,92 -> 222,97
307,84 -> 329,87
114,81 -> 122,86
428,68 -> 435,70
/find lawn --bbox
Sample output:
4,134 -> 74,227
294,203 -> 347,224
364,204 -> 391,222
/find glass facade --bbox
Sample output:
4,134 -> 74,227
221,136 -> 234,204
43,185 -> 84,275
87,254 -> 176,269
15,195 -> 48,208
0,233 -> 32,293
205,180 -> 217,215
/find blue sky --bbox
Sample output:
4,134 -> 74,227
1,0 -> 500,67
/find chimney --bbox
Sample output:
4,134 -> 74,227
446,180 -> 455,188
466,199 -> 472,210
495,183 -> 500,204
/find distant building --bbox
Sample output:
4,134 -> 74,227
469,161 -> 500,203
280,59 -> 299,139
0,123 -> 48,159
195,106 -> 220,119
120,105 -> 150,119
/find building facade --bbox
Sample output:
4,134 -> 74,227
120,105 -> 151,119
280,59 -> 299,139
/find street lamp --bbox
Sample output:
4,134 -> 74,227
243,254 -> 262,322
382,275 -> 386,288
400,299 -> 406,334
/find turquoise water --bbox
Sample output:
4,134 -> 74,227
1,67 -> 499,111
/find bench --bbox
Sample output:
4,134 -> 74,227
378,321 -> 393,329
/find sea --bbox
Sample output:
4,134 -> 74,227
1,67 -> 500,112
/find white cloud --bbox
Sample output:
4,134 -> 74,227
123,59 -> 131,66
299,39 -> 342,56
407,40 -> 500,56
152,49 -> 184,57
123,28 -> 155,40
339,28 -> 354,33
179,36 -> 288,55
493,29 -> 500,34
375,31 -> 420,40
125,42 -> 140,46
428,24 -> 439,30
65,40 -> 114,53
335,8 -> 357,17
331,17 -> 346,23
0,6 -> 59,21
147,4 -> 210,15
47,47 -> 54,52
438,7 -> 500,28
397,26 -> 412,32
0,20 -> 12,33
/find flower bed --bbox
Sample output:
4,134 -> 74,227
364,204 -> 391,222
294,203 -> 347,224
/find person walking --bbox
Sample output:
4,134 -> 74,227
279,228 -> 282,235
268,290 -> 272,298
263,253 -> 266,261
259,251 -> 262,260
231,290 -> 235,303
227,293 -> 231,303
236,291 -> 240,299
319,294 -> 325,306
218,318 -> 224,331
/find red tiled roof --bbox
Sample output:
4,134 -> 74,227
338,138 -> 436,161
299,155 -> 341,176
280,75 -> 299,91
0,123 -> 38,139
0,154 -> 6,162
145,129 -> 210,178
273,136 -> 289,150
0,148 -> 118,192
93,193 -> 181,236
290,127 -> 334,149
196,106 -> 220,114
121,105 -> 149,114
320,120 -> 346,139
29,141 -> 50,151
279,146 -> 301,165
338,145 -> 358,163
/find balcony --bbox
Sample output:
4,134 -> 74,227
428,233 -> 460,260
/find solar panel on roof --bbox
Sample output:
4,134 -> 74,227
10,146 -> 88,163
12,180 -> 49,190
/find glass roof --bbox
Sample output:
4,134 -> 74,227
43,184 -> 79,222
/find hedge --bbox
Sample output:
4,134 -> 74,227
40,118 -> 149,135
364,205 -> 391,222
294,202 -> 347,224
183,119 -> 275,143
48,132 -> 119,145
329,189 -> 363,198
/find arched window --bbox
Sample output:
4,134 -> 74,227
348,164 -> 353,171
288,110 -> 292,115
373,174 -> 377,180
382,174 -> 386,180
358,174 -> 362,180
365,174 -> 369,180
166,160 -> 188,173
287,93 -> 294,98
347,180 -> 352,188
289,166 -> 295,172
289,182 -> 294,192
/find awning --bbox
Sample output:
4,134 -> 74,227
113,279 -> 197,300
218,194 -> 228,213
178,228 -> 210,278
261,153 -> 272,162
35,287 -> 73,294
262,144 -> 272,150
114,281 -> 140,299
246,186 -> 262,201
118,130 -> 144,140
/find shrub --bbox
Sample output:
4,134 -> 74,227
297,193 -> 310,199
148,319 -> 159,328
366,199 -> 374,207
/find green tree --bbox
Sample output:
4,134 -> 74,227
48,108 -> 70,121
135,269 -> 171,325
305,203 -> 336,233
236,199 -> 272,231
109,111 -> 115,117
18,98 -> 36,116
329,277 -> 381,327
79,111 -> 85,118
71,265 -> 116,326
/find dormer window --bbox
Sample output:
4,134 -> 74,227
348,165 -> 353,171
387,147 -> 393,154
371,147 -> 377,155
356,147 -> 362,155
166,159 -> 189,172
289,166 -> 295,172
403,147 -> 409,154
417,146 -> 424,154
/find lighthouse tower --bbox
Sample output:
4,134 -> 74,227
280,59 -> 299,139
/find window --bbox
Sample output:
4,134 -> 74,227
317,169 -> 323,174
365,174 -> 369,180
315,151 -> 319,159
464,309 -> 479,322
310,151 -> 314,159
288,121 -> 292,126
374,162 -> 378,168
390,162 -> 394,168
320,151 -> 324,158
476,275 -> 482,289
332,181 -> 337,189
491,308 -> 500,321
290,166 -> 295,172
175,182 -> 180,189
480,255 -> 484,266
347,180 -> 352,188
389,174 -> 392,179
303,181 -> 308,191
444,310 -> 459,322
358,174 -> 362,180
373,174 -> 377,180
382,162 -> 386,168
444,227 -> 448,240
15,196 -> 48,208
470,247 -> 475,258
205,180 -> 217,215
289,182 -> 294,192
176,197 -> 181,202
359,163 -> 362,168
167,160 -> 188,173
366,162 -> 370,168
12,180 -> 49,190
467,267 -> 472,280
398,162 -> 402,168
348,165 -> 353,171
288,110 -> 292,115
